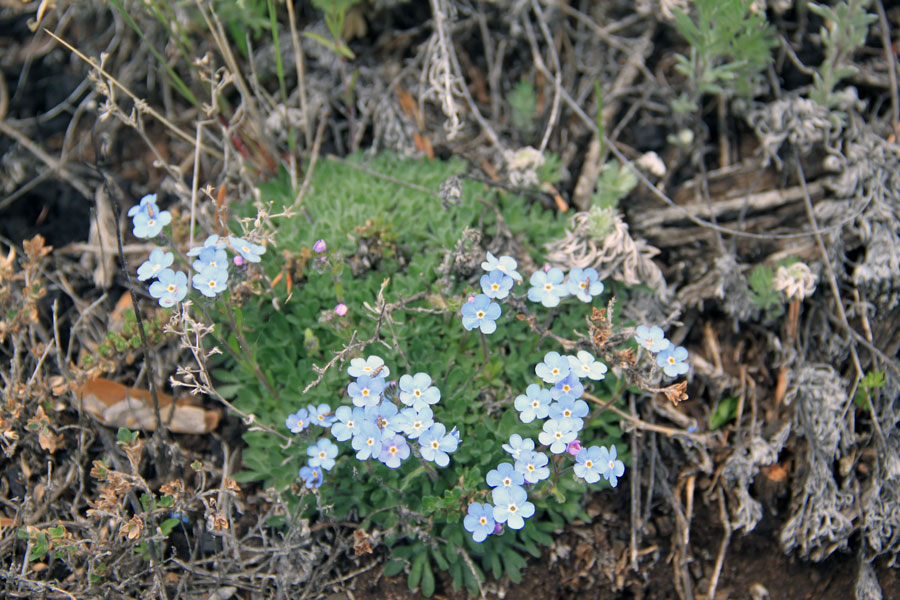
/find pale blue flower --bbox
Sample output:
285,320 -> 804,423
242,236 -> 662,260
597,445 -> 626,487
192,265 -> 228,297
419,423 -> 458,467
535,351 -> 571,384
307,403 -> 334,427
307,438 -> 338,471
486,463 -> 525,489
515,450 -> 550,484
132,206 -> 171,239
379,434 -> 410,469
550,373 -> 584,402
481,251 -> 522,281
348,375 -> 386,408
527,268 -> 568,307
491,486 -> 534,530
191,246 -> 228,274
634,325 -> 670,353
227,236 -> 266,262
330,406 -> 366,441
127,194 -> 158,217
464,502 -> 496,542
298,465 -> 323,489
398,373 -> 440,408
347,355 -> 390,379
538,419 -> 577,454
480,270 -> 514,300
566,267 -> 604,302
574,446 -> 605,484
186,234 -> 226,257
286,408 -> 310,433
549,398 -> 589,432
397,405 -> 434,439
148,269 -> 187,307
351,422 -> 383,460
502,434 -> 535,460
368,401 -> 401,435
137,248 -> 174,281
657,346 -> 689,377
567,350 -> 608,380
461,294 -> 501,334
513,383 -> 552,423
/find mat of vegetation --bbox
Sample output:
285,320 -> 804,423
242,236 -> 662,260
1,1 -> 899,599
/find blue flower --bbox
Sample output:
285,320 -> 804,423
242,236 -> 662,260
307,438 -> 339,471
148,269 -> 188,308
514,384 -> 552,423
464,502 -> 496,543
397,405 -> 434,439
566,267 -> 604,302
298,465 -> 323,489
461,294 -> 501,334
227,236 -> 266,263
657,346 -> 689,377
132,206 -> 172,239
567,350 -> 608,381
347,355 -> 390,379
137,248 -> 174,281
128,194 -> 159,217
191,246 -> 228,274
330,406 -> 366,441
307,403 -> 334,427
351,422 -> 383,460
368,400 -> 401,435
549,398 -> 589,432
634,325 -> 670,353
486,462 -> 525,489
419,423 -> 458,467
535,351 -> 571,384
186,234 -> 226,257
448,426 -> 462,446
574,446 -> 605,484
538,419 -> 577,454
192,265 -> 229,297
515,450 -> 550,484
491,486 -> 534,530
481,251 -> 522,281
348,375 -> 386,408
379,434 -> 410,469
286,408 -> 310,433
550,373 -> 584,402
502,434 -> 535,460
527,268 -> 568,307
597,445 -> 626,487
398,373 -> 440,408
480,270 -> 514,300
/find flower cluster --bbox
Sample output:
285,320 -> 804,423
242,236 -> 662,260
463,348 -> 623,543
527,266 -> 604,307
460,252 -> 521,333
129,190 -> 268,308
633,325 -> 689,378
287,355 -> 461,488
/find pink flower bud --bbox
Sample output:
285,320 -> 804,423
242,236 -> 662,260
493,522 -> 504,535
543,264 -> 551,272
334,303 -> 348,316
233,255 -> 244,266
566,440 -> 582,456
313,239 -> 327,253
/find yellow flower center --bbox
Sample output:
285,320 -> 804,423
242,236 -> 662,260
431,441 -> 439,449
551,368 -> 559,375
532,400 -> 540,408
563,409 -> 572,417
479,517 -> 487,525
367,438 -> 375,446
361,389 -> 370,397
319,451 -> 326,459
580,282 -> 587,290
167,284 -> 176,293
544,283 -> 553,291
503,477 -> 511,486
668,357 -> 676,365
585,460 -> 593,468
608,460 -> 616,469
491,283 -> 499,291
508,504 -> 517,513
527,464 -> 535,472
208,280 -> 217,288
389,446 -> 397,455
147,219 -> 156,227
414,390 -> 421,397
476,310 -> 485,319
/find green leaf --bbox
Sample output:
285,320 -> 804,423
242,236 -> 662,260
383,559 -> 405,577
408,551 -> 426,591
709,396 -> 739,429
160,518 -> 181,536
420,558 -> 435,597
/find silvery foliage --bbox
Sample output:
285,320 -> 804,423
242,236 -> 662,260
721,421 -> 791,533
855,561 -> 882,600
780,364 -> 855,560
